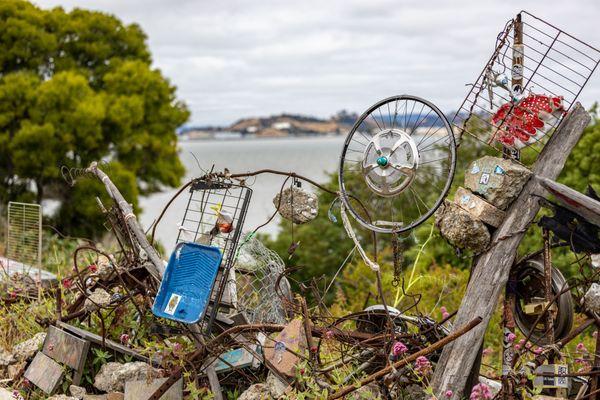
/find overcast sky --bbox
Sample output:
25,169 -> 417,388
33,0 -> 600,126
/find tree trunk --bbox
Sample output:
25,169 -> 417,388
431,103 -> 590,398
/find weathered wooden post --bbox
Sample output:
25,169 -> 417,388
431,104 -> 591,398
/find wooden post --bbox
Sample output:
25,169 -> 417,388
431,104 -> 590,399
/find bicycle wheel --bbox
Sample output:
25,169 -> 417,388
339,95 -> 456,233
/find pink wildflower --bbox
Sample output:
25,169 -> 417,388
470,383 -> 492,400
120,334 -> 129,344
482,347 -> 493,356
577,342 -> 587,352
88,264 -> 97,273
62,278 -> 72,289
534,347 -> 543,355
445,390 -> 453,398
514,344 -> 521,350
507,333 -> 516,343
392,341 -> 408,356
324,330 -> 335,340
414,356 -> 432,376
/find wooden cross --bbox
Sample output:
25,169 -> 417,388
431,103 -> 591,398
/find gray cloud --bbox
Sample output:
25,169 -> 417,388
33,0 -> 600,125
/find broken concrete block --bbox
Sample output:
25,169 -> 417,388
0,388 -> 14,400
273,187 -> 318,224
238,383 -> 271,400
585,283 -> 600,313
84,288 -> 111,312
70,385 -> 87,399
266,372 -> 288,398
125,378 -> 183,400
12,332 -> 46,361
435,201 -> 491,253
94,362 -> 161,393
84,395 -> 124,400
264,318 -> 308,377
124,377 -> 182,400
454,187 -> 506,228
464,156 -> 532,210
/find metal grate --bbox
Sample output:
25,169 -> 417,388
176,178 -> 252,332
6,202 -> 42,275
453,11 -> 600,161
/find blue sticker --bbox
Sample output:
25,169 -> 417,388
460,194 -> 471,204
494,165 -> 505,175
471,164 -> 480,174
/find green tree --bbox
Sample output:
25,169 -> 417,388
0,0 -> 189,237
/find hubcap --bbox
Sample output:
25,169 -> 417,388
361,129 -> 419,197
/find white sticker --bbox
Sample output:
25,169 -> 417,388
471,164 -> 480,174
480,173 -> 490,185
164,293 -> 181,315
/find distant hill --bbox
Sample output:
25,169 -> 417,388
180,109 -> 454,139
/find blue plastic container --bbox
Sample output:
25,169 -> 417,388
152,242 -> 223,324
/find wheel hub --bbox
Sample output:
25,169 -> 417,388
362,129 -> 419,197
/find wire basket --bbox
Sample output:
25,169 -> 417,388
234,234 -> 290,325
453,11 -> 600,160
176,177 -> 252,332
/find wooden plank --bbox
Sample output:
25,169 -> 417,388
125,378 -> 182,400
431,104 -> 591,399
43,326 -> 89,370
537,176 -> 600,227
56,321 -> 152,365
206,366 -> 223,400
24,352 -> 64,394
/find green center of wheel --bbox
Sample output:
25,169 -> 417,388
376,156 -> 389,167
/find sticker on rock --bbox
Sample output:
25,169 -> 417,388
471,164 -> 480,174
460,194 -> 471,205
479,173 -> 490,185
165,293 -> 182,315
494,165 -> 505,175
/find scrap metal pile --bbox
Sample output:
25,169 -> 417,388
2,10 -> 600,400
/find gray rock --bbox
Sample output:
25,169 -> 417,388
464,156 -> 532,210
266,372 -> 288,398
273,187 -> 318,224
238,383 -> 272,400
70,385 -> 87,399
84,288 -> 111,312
585,283 -> 600,313
0,388 -> 15,400
93,362 -> 161,393
12,332 -> 46,361
47,395 -> 79,400
0,349 -> 15,366
435,201 -> 491,253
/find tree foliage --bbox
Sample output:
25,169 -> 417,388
0,0 -> 188,236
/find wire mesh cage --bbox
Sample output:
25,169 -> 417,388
234,234 -> 290,325
453,11 -> 600,161
175,177 -> 252,331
